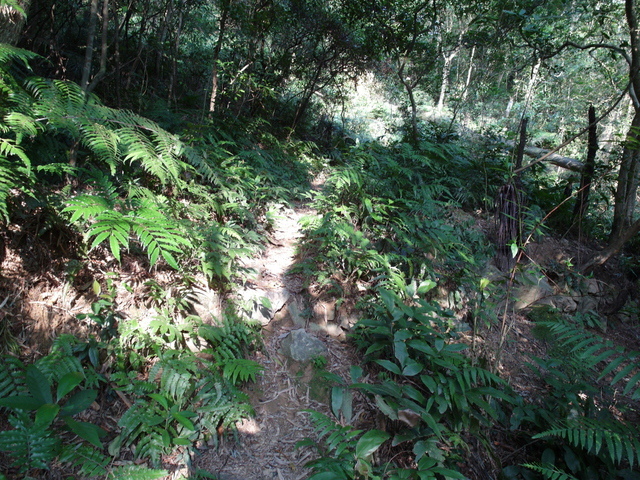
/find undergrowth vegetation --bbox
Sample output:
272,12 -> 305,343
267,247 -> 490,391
295,134 -> 640,479
1,34 -> 640,480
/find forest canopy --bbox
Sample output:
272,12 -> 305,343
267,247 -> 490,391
1,0 -> 640,479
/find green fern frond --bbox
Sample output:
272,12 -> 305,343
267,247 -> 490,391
134,431 -> 165,467
534,418 -> 640,467
0,43 -> 38,66
64,194 -> 114,223
0,410 -> 61,472
0,355 -> 26,399
130,204 -> 192,269
541,320 -> 640,399
107,464 -> 168,480
0,140 -> 32,222
523,462 -> 578,480
59,443 -> 110,477
222,358 -> 264,385
36,352 -> 84,384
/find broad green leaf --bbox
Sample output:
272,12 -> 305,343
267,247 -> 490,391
149,393 -> 169,409
375,359 -> 401,375
25,365 -> 52,405
417,279 -> 437,294
172,411 -> 196,431
56,372 -> 83,401
331,386 -> 344,418
374,394 -> 398,420
0,395 -> 43,411
64,417 -> 105,448
35,403 -> 60,427
355,430 -> 390,460
60,388 -> 97,416
260,296 -> 273,310
402,359 -> 423,376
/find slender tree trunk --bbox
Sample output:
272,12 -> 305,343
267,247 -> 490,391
209,0 -> 231,113
81,0 -> 100,92
86,0 -> 109,94
461,44 -> 476,103
437,49 -> 459,111
571,105 -> 598,230
522,58 -> 541,112
515,117 -> 528,174
610,0 -> 640,242
0,0 -> 30,45
582,217 -> 640,272
168,9 -> 183,107
292,60 -> 324,130
397,60 -> 419,144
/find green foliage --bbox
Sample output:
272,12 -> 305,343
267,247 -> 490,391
0,355 -> 105,474
65,192 -> 193,269
301,140 -> 492,296
522,463 -> 579,480
507,315 -> 640,479
299,411 -> 389,480
109,350 -> 253,467
198,314 -> 261,367
303,287 -> 512,478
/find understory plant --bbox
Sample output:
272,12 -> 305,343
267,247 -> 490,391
304,285 -> 512,478
503,313 -> 640,480
0,286 -> 262,477
300,140 -> 492,297
1,44 -> 315,291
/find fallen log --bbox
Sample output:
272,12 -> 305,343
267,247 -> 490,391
500,139 -> 585,172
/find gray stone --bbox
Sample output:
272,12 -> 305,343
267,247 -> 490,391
191,287 -> 223,322
578,295 -> 599,314
514,272 -> 555,310
288,298 -> 308,327
553,295 -> 578,313
237,286 -> 290,325
280,329 -> 327,363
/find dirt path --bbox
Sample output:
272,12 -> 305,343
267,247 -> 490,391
193,194 -> 354,480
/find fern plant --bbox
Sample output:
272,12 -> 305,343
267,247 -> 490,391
0,355 -> 105,475
108,349 -> 254,467
506,315 -> 640,479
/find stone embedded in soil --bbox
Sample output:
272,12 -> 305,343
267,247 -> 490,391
237,286 -> 290,325
280,328 -> 327,363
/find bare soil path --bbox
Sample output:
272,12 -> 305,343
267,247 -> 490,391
193,187 -> 356,480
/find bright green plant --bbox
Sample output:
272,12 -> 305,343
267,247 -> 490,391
505,315 -> 640,479
304,286 -> 513,479
0,356 -> 105,474
299,410 -> 391,480
108,349 -> 254,467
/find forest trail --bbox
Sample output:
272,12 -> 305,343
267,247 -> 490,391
193,178 -> 355,480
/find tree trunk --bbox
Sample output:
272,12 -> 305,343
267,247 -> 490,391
0,0 -> 30,46
522,58 -> 541,112
610,0 -> 640,242
80,0 -> 100,92
461,44 -> 475,103
571,105 -> 598,231
398,60 -> 419,144
86,0 -> 109,95
610,112 -> 640,240
499,139 -> 585,172
437,49 -> 459,111
209,0 -> 231,113
582,216 -> 640,272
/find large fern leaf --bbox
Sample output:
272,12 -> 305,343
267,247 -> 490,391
523,462 -> 579,480
0,411 -> 61,472
534,418 -> 640,468
107,464 -> 168,480
542,320 -> 640,399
